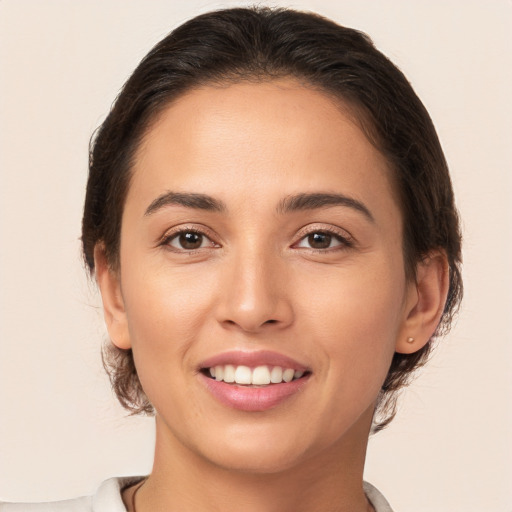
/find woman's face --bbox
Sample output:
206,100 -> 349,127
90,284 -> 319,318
108,80 -> 417,472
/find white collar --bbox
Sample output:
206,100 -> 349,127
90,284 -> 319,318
92,477 -> 393,512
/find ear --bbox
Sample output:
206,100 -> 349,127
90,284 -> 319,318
396,251 -> 450,354
94,244 -> 132,350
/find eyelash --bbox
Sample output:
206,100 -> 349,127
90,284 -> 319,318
160,225 -> 353,253
160,226 -> 219,253
293,226 -> 353,252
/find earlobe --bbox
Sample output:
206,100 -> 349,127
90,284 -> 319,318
396,251 -> 450,354
94,244 -> 132,350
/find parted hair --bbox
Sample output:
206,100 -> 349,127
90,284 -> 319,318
82,6 -> 462,431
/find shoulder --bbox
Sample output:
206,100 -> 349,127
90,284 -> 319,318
0,477 -> 144,512
363,481 -> 395,512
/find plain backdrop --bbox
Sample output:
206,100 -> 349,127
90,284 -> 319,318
0,1 -> 511,511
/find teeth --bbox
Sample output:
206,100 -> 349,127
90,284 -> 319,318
282,368 -> 294,382
214,365 -> 224,381
207,365 -> 306,385
252,366 -> 271,385
234,365 -> 252,385
270,366 -> 283,383
223,364 -> 235,383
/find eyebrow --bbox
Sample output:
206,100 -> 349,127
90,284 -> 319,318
144,192 -> 226,216
144,190 -> 374,222
277,193 -> 374,222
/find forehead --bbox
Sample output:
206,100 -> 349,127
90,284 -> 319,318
128,79 -> 398,218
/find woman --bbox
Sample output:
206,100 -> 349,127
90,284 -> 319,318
1,6 -> 461,512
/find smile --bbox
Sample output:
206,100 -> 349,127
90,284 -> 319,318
206,365 -> 305,385
199,351 -> 311,411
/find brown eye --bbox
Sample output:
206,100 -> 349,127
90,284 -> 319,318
295,230 -> 349,251
307,232 -> 332,249
179,232 -> 203,249
167,231 -> 212,251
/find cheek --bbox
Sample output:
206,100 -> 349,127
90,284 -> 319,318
119,260 -> 220,381
296,259 -> 407,388
299,255 -> 405,332
293,274 -> 405,443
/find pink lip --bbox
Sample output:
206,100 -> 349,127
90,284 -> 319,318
200,373 -> 310,412
198,350 -> 311,412
199,350 -> 309,371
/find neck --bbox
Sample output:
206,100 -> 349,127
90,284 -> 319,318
132,406 -> 375,512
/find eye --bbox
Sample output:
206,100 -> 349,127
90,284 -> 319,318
295,230 -> 350,250
164,230 -> 217,251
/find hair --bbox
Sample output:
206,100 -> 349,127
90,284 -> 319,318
82,6 -> 462,431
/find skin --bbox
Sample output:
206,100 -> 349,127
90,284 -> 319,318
95,80 -> 448,512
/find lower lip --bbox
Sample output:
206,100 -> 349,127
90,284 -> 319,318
200,373 -> 310,412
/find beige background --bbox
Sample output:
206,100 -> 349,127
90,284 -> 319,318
0,1 -> 511,510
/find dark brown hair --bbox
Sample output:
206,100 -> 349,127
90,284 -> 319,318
82,6 -> 462,430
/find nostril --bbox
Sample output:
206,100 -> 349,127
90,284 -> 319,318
220,317 -> 281,333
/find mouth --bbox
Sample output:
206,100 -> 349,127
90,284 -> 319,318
198,351 -> 312,411
201,365 -> 309,386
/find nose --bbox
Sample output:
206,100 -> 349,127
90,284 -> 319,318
215,249 -> 294,334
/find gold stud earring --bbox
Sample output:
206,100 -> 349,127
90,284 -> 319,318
406,337 -> 415,343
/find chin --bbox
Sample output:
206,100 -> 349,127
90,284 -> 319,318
204,442 -> 310,475
189,420 -> 336,476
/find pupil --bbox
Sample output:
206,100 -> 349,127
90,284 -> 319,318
308,232 -> 331,249
180,232 -> 202,249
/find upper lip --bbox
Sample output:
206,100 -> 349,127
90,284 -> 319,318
199,350 -> 309,372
